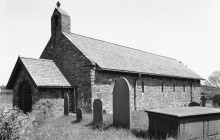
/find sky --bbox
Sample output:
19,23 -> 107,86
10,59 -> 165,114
0,0 -> 220,86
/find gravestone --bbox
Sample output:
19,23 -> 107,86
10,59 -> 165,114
64,93 -> 69,115
189,102 -> 200,107
93,99 -> 103,124
113,77 -> 131,129
213,95 -> 220,108
76,108 -> 82,121
200,95 -> 207,107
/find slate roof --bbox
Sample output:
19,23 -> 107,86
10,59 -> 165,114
19,57 -> 71,87
6,57 -> 71,88
56,7 -> 69,15
63,32 -> 203,80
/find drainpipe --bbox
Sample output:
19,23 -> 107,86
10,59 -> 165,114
134,74 -> 141,110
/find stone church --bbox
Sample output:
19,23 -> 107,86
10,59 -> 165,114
6,3 -> 203,113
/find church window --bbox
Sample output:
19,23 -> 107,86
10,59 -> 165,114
133,79 -> 137,110
183,84 -> 185,92
173,83 -> 175,92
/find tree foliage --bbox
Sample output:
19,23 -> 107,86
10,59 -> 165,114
204,70 -> 220,87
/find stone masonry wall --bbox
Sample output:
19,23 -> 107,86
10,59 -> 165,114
40,32 -> 94,112
92,70 -> 201,113
12,65 -> 73,110
38,88 -> 74,112
12,66 -> 38,107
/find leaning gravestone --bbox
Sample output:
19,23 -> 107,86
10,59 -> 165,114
93,99 -> 103,124
64,93 -> 69,116
113,77 -> 131,129
76,108 -> 82,121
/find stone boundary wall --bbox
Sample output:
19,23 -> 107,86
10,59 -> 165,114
92,70 -> 201,113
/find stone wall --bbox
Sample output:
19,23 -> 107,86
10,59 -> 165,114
40,32 -> 94,112
38,88 -> 74,112
92,70 -> 201,113
12,65 -> 74,111
12,66 -> 38,107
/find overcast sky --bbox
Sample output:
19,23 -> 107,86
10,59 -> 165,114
1,0 -> 220,85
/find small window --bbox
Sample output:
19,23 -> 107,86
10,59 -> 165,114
141,81 -> 144,93
173,83 -> 175,92
161,82 -> 164,92
183,84 -> 185,92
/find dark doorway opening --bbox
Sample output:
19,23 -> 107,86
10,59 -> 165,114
18,82 -> 32,113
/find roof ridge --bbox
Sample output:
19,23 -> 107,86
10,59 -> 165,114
66,32 -> 177,61
19,56 -> 53,62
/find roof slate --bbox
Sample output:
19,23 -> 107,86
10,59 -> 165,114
20,57 -> 71,87
63,32 -> 203,79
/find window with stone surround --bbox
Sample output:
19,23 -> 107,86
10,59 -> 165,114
173,83 -> 175,92
133,79 -> 137,110
183,84 -> 185,92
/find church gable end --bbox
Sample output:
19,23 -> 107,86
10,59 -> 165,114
40,6 -> 95,112
51,7 -> 71,35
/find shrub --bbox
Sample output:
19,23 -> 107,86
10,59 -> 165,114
0,98 -> 63,139
31,98 -> 63,126
0,108 -> 34,140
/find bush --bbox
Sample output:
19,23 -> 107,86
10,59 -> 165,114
0,98 -> 63,139
31,98 -> 63,126
0,108 -> 34,140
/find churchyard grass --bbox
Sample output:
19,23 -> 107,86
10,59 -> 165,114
23,110 -> 151,140
0,97 -> 175,140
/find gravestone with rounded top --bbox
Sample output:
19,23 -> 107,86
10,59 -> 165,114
64,93 -> 69,116
76,108 -> 82,121
93,99 -> 103,124
113,77 -> 131,129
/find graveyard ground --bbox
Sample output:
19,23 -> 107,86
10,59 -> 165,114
23,112 -> 150,140
0,94 -> 177,140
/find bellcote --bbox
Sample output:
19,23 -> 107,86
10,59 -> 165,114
51,2 -> 71,35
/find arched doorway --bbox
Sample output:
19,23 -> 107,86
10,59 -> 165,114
18,82 -> 32,113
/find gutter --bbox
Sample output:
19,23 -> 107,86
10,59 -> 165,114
96,67 -> 204,80
38,85 -> 74,89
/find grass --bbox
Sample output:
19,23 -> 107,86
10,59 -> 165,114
23,111 -> 150,140
0,95 -> 174,140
